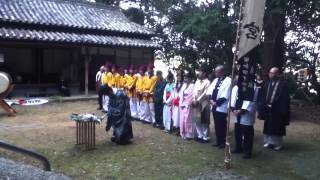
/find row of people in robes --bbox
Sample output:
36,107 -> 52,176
162,65 -> 289,159
96,63 -> 159,145
159,66 -> 232,148
96,63 -> 159,124
96,63 -> 290,158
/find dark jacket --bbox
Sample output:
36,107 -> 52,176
106,90 -> 133,143
258,80 -> 290,136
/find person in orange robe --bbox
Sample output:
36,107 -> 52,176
135,65 -> 146,121
110,65 -> 120,94
126,66 -> 139,119
141,63 -> 158,124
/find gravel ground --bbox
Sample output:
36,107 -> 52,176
189,171 -> 250,180
0,158 -> 71,180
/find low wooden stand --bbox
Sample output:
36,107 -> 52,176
75,121 -> 96,150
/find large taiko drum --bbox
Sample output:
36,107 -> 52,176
0,71 -> 12,94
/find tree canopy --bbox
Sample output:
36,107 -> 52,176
90,0 -> 319,101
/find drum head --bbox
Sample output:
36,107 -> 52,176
0,71 -> 11,94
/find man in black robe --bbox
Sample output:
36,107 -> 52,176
258,67 -> 290,151
104,86 -> 133,145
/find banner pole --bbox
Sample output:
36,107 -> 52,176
224,0 -> 244,169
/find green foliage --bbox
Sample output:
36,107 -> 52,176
84,0 -> 319,97
283,72 -> 299,95
165,0 -> 237,71
89,0 -> 237,71
122,7 -> 145,25
283,0 -> 320,100
174,7 -> 233,42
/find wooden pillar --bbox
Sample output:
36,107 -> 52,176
84,56 -> 89,96
31,48 -> 37,83
113,48 -> 117,64
129,47 -> 132,65
152,49 -> 155,64
84,47 -> 91,96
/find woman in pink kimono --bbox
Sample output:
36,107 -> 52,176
179,71 -> 195,139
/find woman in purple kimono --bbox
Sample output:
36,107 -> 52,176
179,71 -> 195,139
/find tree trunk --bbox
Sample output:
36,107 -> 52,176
261,11 -> 286,78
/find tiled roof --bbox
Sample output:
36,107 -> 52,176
0,0 -> 154,35
0,27 -> 160,48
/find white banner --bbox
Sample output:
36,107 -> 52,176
5,98 -> 49,106
237,0 -> 266,60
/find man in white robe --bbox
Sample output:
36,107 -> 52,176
96,66 -> 105,110
206,65 -> 232,149
193,67 -> 211,143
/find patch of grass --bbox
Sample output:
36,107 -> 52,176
1,101 -> 320,179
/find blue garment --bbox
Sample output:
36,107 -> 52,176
163,82 -> 175,131
154,80 -> 167,126
164,82 -> 175,93
106,90 -> 133,144
154,80 -> 167,102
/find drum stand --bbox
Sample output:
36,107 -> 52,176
0,85 -> 17,116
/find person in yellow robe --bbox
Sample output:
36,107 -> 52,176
135,66 -> 146,121
101,65 -> 112,87
141,64 -> 158,124
122,67 -> 129,93
125,66 -> 138,119
117,67 -> 127,90
110,65 -> 121,93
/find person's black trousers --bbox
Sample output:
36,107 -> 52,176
154,100 -> 164,126
234,122 -> 243,151
242,124 -> 254,156
212,111 -> 227,146
98,85 -> 108,108
234,123 -> 254,156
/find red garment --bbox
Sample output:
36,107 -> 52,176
166,92 -> 171,100
172,97 -> 180,106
